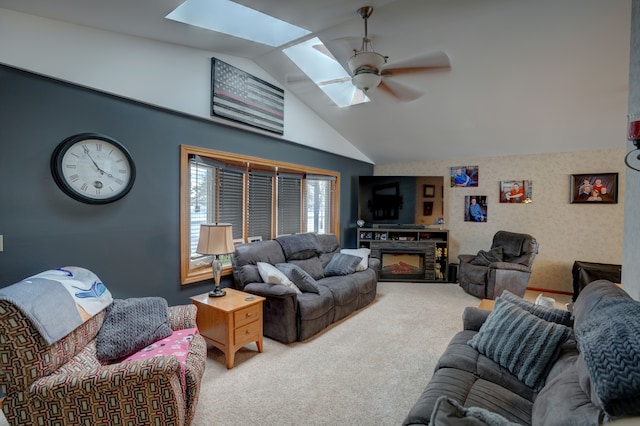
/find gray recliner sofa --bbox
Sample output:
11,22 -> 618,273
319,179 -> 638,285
404,280 -> 640,425
231,233 -> 379,343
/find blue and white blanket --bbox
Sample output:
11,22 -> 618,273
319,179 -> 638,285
0,266 -> 112,345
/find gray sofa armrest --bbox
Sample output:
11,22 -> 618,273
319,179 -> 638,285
243,282 -> 299,344
462,306 -> 491,331
488,261 -> 531,273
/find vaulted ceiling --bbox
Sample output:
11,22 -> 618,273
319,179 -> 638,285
0,0 -> 631,164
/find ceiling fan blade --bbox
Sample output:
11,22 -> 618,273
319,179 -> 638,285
383,50 -> 451,71
378,79 -> 424,102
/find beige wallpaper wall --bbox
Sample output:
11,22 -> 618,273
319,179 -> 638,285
376,147 -> 626,294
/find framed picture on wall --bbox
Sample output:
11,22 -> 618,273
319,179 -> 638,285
570,173 -> 618,204
500,180 -> 532,203
423,184 -> 435,197
464,195 -> 488,222
450,166 -> 479,187
423,201 -> 434,216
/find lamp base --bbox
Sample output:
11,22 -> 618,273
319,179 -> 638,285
208,287 -> 227,298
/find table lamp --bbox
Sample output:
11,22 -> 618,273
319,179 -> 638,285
196,223 -> 234,297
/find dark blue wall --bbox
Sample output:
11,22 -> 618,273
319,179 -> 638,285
0,65 -> 374,305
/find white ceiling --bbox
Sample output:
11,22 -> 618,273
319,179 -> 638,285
0,0 -> 631,164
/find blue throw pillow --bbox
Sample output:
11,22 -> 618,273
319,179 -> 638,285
467,297 -> 572,391
324,253 -> 362,277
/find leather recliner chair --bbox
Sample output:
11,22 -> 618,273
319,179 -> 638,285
458,230 -> 539,299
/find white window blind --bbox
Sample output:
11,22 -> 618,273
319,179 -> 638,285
304,174 -> 335,234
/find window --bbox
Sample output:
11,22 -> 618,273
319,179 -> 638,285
181,145 -> 340,284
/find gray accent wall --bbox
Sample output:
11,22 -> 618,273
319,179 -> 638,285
0,65 -> 373,304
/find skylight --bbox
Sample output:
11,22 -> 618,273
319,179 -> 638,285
166,0 -> 310,47
283,37 -> 370,108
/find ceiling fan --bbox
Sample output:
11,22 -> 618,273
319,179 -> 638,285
325,5 -> 451,102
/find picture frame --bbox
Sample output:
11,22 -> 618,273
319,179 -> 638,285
423,184 -> 436,197
499,180 -> 533,204
423,201 -> 434,216
570,173 -> 618,204
464,195 -> 488,222
450,166 -> 479,187
211,58 -> 285,135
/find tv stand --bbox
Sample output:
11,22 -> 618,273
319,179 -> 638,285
357,227 -> 449,282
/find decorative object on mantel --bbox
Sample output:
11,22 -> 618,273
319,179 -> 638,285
625,112 -> 640,172
357,219 -> 365,228
569,173 -> 618,204
211,58 -> 284,134
196,223 -> 235,297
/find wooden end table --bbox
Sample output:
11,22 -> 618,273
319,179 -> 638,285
478,299 -> 495,311
190,288 -> 265,369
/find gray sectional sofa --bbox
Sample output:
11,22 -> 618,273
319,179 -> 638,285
231,232 -> 379,343
404,280 -> 640,425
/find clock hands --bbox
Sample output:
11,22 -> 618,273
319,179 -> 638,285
83,145 -> 115,179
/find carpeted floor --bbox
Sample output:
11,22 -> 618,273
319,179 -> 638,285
191,282 -> 480,425
0,283 -> 571,426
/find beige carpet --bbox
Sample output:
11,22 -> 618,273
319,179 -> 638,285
192,282 -> 480,425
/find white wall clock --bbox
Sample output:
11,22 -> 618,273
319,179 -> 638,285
50,133 -> 136,204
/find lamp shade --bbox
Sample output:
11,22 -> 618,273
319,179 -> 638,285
196,223 -> 234,255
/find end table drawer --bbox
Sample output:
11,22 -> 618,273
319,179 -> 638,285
234,304 -> 261,328
234,321 -> 261,345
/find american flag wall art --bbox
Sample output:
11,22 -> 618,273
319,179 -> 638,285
211,58 -> 285,135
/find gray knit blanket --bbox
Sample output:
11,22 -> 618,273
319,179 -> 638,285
575,296 -> 640,418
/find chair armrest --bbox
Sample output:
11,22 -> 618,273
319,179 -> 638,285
488,262 -> 531,273
462,307 -> 492,331
168,304 -> 197,330
244,282 -> 298,297
31,356 -> 182,401
458,254 -> 476,264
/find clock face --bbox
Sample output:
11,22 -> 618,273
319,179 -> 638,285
51,133 -> 136,204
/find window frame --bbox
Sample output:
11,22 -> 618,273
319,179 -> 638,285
180,144 -> 340,285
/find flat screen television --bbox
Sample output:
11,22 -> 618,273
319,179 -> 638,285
357,176 -> 444,227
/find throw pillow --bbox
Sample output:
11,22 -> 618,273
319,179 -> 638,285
257,262 -> 302,294
500,290 -> 573,327
430,396 -> 522,426
95,297 -> 173,362
275,233 -> 322,260
275,263 -> 320,294
467,298 -> 572,391
470,247 -> 504,267
324,253 -> 362,277
340,248 -> 370,271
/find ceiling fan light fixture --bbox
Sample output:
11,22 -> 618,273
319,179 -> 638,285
352,71 -> 382,92
347,51 -> 387,74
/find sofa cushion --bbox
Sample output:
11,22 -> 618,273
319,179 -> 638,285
499,290 -> 573,326
575,295 -> 640,418
467,298 -> 572,391
289,257 -> 325,280
275,233 -> 322,260
340,248 -> 370,271
324,253 -> 362,276
257,262 -> 302,294
96,297 -> 173,362
470,247 -> 504,266
430,396 -> 521,426
275,263 -> 320,294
